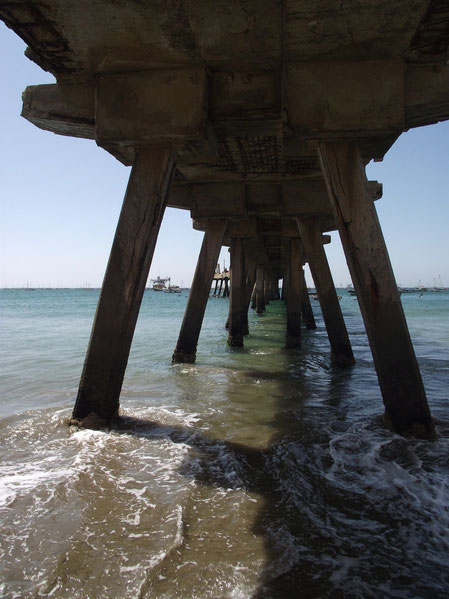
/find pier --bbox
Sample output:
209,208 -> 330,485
212,265 -> 230,298
2,1 -> 447,437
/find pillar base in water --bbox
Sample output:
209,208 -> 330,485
331,350 -> 355,368
69,411 -> 114,430
286,333 -> 301,349
228,334 -> 244,347
172,349 -> 196,364
382,412 -> 436,440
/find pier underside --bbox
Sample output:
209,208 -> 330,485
2,0 -> 448,437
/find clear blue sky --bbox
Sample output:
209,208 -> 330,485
1,22 -> 448,288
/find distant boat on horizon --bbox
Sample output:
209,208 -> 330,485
150,276 -> 182,293
429,275 -> 448,292
151,276 -> 170,291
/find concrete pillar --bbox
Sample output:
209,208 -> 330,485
286,239 -> 303,348
173,219 -> 226,363
243,254 -> 257,335
300,268 -> 316,329
267,277 -> 275,301
218,278 -> 223,297
228,237 -> 246,347
213,278 -> 219,296
251,284 -> 257,309
318,141 -> 434,437
297,217 -> 354,366
72,148 -> 175,425
264,279 -> 270,305
274,279 -> 281,300
256,264 -> 265,314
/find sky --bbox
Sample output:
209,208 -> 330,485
1,21 -> 448,289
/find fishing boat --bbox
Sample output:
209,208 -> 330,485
162,278 -> 182,294
163,285 -> 182,294
151,276 -> 169,291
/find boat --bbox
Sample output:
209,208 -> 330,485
346,284 -> 357,296
150,276 -> 182,293
429,275 -> 447,292
163,285 -> 182,294
151,276 -> 169,291
163,278 -> 182,294
398,282 -> 427,294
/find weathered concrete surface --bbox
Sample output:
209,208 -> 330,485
1,1 -> 435,75
72,148 -> 175,425
7,0 -> 448,179
96,69 -> 207,146
318,141 -> 434,437
21,82 -> 95,140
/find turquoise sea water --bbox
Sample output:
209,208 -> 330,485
0,288 -> 448,598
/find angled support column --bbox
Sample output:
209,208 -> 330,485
173,219 -> 226,363
264,279 -> 270,305
256,264 -> 265,315
300,268 -> 316,329
297,217 -> 354,366
72,147 -> 175,425
286,238 -> 303,348
228,237 -> 246,347
250,283 -> 256,308
243,253 -> 257,335
318,141 -> 433,437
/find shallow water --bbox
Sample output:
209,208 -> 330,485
0,288 -> 448,598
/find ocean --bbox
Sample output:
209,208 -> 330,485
0,288 -> 448,598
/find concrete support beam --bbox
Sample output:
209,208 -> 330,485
223,277 -> 230,298
243,253 -> 257,335
286,60 -> 404,136
405,64 -> 449,129
256,264 -> 265,315
21,82 -> 95,140
251,283 -> 257,309
297,217 -> 354,366
300,268 -> 316,329
72,147 -> 175,426
318,141 -> 434,437
286,239 -> 303,348
173,219 -> 226,363
96,69 -> 207,146
228,238 -> 246,347
264,279 -> 270,305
